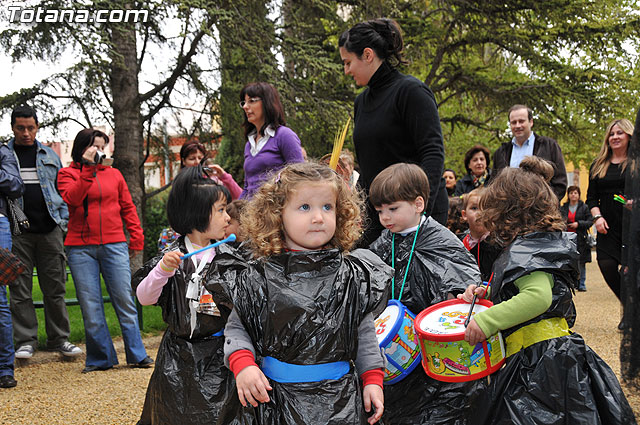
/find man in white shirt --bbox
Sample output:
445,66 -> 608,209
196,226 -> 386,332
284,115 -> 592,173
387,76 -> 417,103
492,104 -> 568,200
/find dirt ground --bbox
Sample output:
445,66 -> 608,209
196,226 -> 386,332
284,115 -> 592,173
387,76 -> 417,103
0,257 -> 639,424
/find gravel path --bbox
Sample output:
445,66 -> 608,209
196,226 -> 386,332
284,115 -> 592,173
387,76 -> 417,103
1,257 -> 638,424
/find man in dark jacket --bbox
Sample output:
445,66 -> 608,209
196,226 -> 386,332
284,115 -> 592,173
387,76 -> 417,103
0,141 -> 25,388
492,105 -> 567,200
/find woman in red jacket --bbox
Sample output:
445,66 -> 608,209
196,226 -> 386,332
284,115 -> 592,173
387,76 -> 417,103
57,128 -> 152,373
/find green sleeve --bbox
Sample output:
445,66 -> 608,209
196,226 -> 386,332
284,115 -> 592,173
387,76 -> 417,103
474,271 -> 553,337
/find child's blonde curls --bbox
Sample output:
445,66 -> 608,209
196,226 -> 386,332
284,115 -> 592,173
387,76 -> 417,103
240,162 -> 364,257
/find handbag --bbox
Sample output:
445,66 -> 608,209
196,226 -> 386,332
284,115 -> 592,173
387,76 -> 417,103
0,248 -> 26,287
6,198 -> 30,236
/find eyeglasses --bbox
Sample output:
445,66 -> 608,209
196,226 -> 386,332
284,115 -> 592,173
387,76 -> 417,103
239,97 -> 261,108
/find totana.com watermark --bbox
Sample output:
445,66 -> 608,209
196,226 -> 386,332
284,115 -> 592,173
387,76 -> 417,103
8,6 -> 149,24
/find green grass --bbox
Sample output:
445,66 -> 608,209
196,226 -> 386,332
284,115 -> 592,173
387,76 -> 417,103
10,270 -> 167,347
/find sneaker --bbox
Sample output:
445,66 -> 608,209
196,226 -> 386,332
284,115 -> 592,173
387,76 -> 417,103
129,356 -> 154,368
57,342 -> 83,357
0,375 -> 17,388
15,345 -> 34,359
578,288 -> 587,292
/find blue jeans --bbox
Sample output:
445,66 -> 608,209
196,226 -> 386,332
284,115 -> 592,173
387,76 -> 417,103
579,263 -> 587,290
0,216 -> 14,377
66,242 -> 147,368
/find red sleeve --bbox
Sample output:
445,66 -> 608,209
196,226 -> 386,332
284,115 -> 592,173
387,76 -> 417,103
116,170 -> 144,250
360,369 -> 384,389
57,165 -> 96,207
229,349 -> 258,377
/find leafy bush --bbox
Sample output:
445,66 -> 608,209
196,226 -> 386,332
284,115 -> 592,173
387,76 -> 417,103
143,188 -> 171,262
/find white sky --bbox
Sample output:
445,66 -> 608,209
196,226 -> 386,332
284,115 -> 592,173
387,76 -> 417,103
0,1 -> 215,143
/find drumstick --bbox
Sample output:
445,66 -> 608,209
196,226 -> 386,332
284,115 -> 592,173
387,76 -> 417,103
180,234 -> 236,260
463,293 -> 478,328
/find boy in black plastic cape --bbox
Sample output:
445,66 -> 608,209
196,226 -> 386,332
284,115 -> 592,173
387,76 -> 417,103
459,161 -> 636,425
206,162 -> 393,424
367,163 -> 485,425
132,166 -> 254,425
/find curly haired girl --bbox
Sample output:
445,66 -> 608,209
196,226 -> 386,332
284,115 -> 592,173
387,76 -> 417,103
208,161 -> 393,424
458,166 -> 635,425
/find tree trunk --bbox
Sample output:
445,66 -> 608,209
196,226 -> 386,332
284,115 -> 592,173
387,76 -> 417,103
109,20 -> 144,272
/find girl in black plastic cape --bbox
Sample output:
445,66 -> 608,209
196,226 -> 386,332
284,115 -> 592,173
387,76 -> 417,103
367,163 -> 485,425
206,162 -> 393,424
132,166 -> 254,425
459,163 -> 635,425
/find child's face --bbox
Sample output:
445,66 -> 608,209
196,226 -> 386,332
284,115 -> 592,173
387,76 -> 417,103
204,197 -> 230,241
281,182 -> 337,251
568,190 -> 580,203
225,218 -> 240,239
461,195 -> 486,237
375,197 -> 424,233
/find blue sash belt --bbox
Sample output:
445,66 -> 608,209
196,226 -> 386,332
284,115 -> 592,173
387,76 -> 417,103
212,329 -> 224,337
261,356 -> 349,383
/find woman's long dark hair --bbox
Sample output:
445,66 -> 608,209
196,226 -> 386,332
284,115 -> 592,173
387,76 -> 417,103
71,128 -> 109,164
240,82 -> 286,138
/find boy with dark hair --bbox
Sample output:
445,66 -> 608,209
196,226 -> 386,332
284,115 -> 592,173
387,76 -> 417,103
368,162 -> 483,424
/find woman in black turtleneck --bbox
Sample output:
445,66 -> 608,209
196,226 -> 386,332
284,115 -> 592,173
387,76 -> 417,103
339,18 -> 447,247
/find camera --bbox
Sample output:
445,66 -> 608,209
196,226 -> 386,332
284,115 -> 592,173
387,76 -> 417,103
94,150 -> 107,164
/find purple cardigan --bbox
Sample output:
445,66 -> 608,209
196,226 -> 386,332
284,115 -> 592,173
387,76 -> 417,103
241,125 -> 304,198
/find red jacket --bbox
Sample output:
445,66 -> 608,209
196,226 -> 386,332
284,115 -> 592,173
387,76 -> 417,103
57,162 -> 144,250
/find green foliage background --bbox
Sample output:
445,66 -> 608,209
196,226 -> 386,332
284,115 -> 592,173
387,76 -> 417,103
1,0 -> 639,234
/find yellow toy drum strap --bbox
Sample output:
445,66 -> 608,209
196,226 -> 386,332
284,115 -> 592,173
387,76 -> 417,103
505,317 -> 571,357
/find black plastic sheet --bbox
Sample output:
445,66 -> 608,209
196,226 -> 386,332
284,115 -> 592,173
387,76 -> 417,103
467,232 -> 636,425
369,217 -> 482,315
132,238 -> 254,425
622,106 -> 640,387
207,246 -> 392,425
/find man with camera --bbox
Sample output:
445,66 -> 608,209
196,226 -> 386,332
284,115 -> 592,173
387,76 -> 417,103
8,105 -> 82,360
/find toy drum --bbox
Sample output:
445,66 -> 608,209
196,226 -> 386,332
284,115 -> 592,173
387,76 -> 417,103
414,299 -> 505,382
374,300 -> 422,384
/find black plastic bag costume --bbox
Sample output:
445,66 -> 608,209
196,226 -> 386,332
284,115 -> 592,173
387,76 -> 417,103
369,217 -> 486,425
467,232 -> 636,425
132,237 -> 254,425
207,246 -> 392,425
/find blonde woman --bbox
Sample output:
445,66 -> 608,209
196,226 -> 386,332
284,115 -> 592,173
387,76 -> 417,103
586,118 -> 633,323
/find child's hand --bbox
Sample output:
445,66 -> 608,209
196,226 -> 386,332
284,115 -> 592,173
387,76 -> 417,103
363,384 -> 384,424
236,365 -> 272,407
162,251 -> 182,270
464,319 -> 487,346
457,284 -> 486,303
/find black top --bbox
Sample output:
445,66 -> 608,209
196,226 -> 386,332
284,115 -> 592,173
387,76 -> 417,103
369,217 -> 480,315
559,200 -> 593,263
453,170 -> 492,196
458,232 -> 503,283
586,162 -> 625,262
490,232 -> 579,338
14,143 -> 56,233
353,61 -> 447,243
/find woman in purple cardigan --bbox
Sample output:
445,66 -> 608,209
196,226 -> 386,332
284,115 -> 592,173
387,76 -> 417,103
239,82 -> 304,199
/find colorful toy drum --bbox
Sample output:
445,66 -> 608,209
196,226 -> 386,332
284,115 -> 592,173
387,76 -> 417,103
374,300 -> 422,384
414,298 -> 505,382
